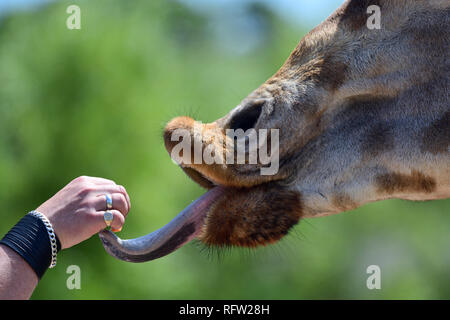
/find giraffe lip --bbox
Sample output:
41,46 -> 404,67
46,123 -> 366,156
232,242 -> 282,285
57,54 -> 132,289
181,166 -> 217,189
99,186 -> 226,262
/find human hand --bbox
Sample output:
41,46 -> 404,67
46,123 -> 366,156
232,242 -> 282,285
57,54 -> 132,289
36,176 -> 131,249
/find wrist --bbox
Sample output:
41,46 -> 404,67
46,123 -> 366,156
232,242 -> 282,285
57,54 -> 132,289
35,205 -> 66,250
0,211 -> 61,279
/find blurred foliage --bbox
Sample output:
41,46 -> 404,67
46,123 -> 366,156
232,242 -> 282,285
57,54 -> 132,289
0,0 -> 449,299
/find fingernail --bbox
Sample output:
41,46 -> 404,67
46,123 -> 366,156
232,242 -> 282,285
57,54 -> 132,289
112,227 -> 122,232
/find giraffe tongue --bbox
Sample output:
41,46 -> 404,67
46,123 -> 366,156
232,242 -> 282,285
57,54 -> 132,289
98,187 -> 224,262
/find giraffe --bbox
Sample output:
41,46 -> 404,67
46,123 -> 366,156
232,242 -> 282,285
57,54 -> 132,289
100,0 -> 449,262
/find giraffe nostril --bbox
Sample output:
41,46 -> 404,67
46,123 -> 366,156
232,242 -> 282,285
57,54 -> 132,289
228,100 -> 265,132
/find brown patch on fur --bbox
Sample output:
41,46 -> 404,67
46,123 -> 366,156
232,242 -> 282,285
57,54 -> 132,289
361,122 -> 394,160
332,193 -> 357,211
375,170 -> 436,194
199,184 -> 303,247
421,111 -> 450,155
316,56 -> 348,91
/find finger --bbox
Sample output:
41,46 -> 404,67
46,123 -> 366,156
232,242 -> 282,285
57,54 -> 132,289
73,176 -> 116,186
92,193 -> 129,216
96,210 -> 125,232
87,184 -> 131,212
85,176 -> 116,185
118,185 -> 131,210
92,184 -> 127,196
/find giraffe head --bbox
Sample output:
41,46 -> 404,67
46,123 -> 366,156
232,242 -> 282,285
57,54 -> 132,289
100,0 -> 449,262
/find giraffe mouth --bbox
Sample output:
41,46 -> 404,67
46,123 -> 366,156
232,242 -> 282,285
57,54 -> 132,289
181,167 -> 216,189
99,161 -> 302,263
99,185 -> 227,262
99,116 -> 300,262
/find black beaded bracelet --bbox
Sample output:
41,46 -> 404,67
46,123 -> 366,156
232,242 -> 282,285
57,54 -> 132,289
0,212 -> 61,279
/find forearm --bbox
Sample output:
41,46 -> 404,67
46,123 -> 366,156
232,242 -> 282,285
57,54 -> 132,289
0,176 -> 130,300
0,244 -> 38,300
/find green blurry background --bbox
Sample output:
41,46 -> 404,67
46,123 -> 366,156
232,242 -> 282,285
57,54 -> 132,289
0,0 -> 449,299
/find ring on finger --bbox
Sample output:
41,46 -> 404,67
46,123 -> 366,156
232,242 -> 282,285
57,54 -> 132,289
105,193 -> 113,210
104,211 -> 114,228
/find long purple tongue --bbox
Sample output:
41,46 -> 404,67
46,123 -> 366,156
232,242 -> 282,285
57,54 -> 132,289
99,187 -> 223,262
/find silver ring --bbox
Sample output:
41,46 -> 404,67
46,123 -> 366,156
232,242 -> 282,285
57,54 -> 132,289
105,193 -> 113,210
104,211 -> 113,228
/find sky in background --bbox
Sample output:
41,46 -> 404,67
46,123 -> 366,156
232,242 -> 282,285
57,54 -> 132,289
0,0 -> 345,28
180,0 -> 345,27
0,0 -> 346,56
0,0 -> 51,16
181,0 -> 345,54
